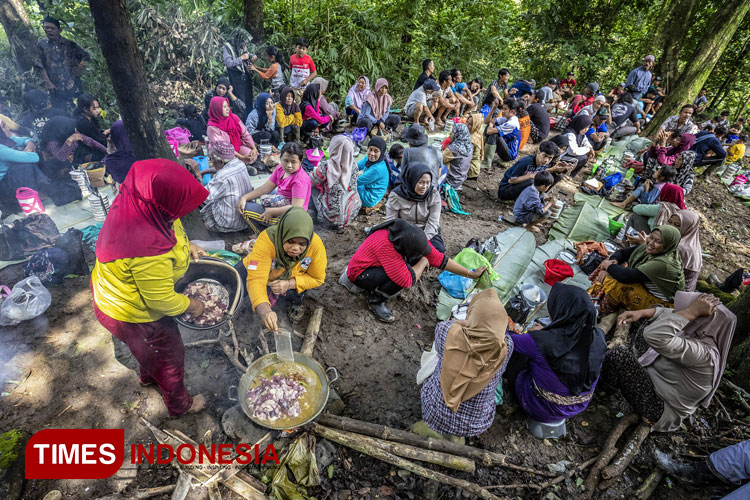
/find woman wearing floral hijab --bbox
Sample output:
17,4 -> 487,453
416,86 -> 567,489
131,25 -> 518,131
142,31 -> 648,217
466,112 -> 484,180
345,76 -> 371,124
357,78 -> 401,136
443,123 -> 473,190
309,135 -> 361,228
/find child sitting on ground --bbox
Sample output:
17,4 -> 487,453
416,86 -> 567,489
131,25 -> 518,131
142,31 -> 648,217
726,134 -> 746,164
387,143 -> 404,189
613,165 -> 675,209
177,104 -> 207,142
513,171 -> 556,232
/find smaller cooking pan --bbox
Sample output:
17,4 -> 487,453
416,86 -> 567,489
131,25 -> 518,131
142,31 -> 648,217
229,352 -> 338,430
174,257 -> 243,331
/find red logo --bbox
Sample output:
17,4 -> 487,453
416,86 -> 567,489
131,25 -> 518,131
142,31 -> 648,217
25,429 -> 124,479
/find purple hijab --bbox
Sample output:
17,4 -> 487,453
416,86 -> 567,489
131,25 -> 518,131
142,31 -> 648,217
103,120 -> 135,183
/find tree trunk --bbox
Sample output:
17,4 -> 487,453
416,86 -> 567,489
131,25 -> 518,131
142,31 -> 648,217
643,0 -> 750,137
88,0 -> 210,240
708,36 -> 750,110
735,91 -> 750,120
243,0 -> 264,43
651,0 -> 700,93
0,0 -> 39,71
728,288 -> 750,390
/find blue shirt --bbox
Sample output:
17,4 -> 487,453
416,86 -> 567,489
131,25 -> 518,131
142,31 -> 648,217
586,122 -> 609,137
692,131 -> 727,164
625,67 -> 652,94
513,184 -> 545,224
356,157 -> 389,207
0,136 -> 39,181
499,155 -> 548,190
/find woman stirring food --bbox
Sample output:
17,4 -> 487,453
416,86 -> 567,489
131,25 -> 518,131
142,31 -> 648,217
91,159 -> 209,416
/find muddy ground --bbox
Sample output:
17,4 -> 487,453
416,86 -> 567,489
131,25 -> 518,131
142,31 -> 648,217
1,136 -> 749,500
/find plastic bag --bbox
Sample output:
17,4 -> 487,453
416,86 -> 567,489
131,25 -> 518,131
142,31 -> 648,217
0,276 -> 52,326
416,341 -> 438,385
438,271 -> 474,299
603,172 -> 623,191
504,293 -> 530,325
453,248 -> 500,289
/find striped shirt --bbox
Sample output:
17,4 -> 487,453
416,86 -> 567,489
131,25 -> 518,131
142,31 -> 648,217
200,159 -> 254,232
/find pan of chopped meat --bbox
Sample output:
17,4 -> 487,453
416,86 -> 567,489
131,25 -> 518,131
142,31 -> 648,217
174,257 -> 243,331
232,352 -> 338,430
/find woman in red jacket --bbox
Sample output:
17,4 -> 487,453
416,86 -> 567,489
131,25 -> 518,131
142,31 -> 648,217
345,219 -> 485,322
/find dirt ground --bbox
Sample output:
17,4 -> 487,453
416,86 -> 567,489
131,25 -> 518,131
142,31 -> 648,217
1,135 -> 749,500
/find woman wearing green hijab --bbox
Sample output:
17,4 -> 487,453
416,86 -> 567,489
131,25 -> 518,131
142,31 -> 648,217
238,207 -> 327,330
590,225 -> 685,314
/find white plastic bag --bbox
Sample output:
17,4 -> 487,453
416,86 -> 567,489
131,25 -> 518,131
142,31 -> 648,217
416,341 -> 438,385
0,276 -> 52,326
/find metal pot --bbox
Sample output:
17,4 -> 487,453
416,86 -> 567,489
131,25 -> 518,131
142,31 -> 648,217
174,257 -> 243,331
230,352 -> 338,430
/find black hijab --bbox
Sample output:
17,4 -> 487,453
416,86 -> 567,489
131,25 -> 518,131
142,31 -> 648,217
300,84 -> 321,112
529,283 -> 606,395
562,114 -> 593,147
41,116 -> 77,149
392,162 -> 433,201
364,137 -> 386,167
368,219 -> 432,265
279,86 -> 301,115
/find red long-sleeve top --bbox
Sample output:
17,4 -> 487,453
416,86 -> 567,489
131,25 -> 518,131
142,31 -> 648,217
347,229 -> 447,289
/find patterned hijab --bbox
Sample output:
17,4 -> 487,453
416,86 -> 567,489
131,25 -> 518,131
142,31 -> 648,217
448,123 -> 473,158
364,78 -> 393,120
347,76 -> 371,110
440,289 -> 509,412
468,113 -> 484,160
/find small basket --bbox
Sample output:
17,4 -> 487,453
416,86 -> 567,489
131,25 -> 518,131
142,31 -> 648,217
16,188 -> 45,214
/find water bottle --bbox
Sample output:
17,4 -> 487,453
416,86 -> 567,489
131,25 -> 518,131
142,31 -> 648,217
625,168 -> 634,181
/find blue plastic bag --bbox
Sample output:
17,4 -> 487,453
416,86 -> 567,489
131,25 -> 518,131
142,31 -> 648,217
438,271 -> 473,299
603,172 -> 623,190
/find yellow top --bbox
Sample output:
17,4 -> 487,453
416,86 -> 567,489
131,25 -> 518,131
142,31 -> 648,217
243,230 -> 327,310
727,143 -> 745,164
91,220 -> 191,323
275,102 -> 303,128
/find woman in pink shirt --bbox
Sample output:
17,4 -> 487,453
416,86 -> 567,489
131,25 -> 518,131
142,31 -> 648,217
206,96 -> 258,164
236,142 -> 311,234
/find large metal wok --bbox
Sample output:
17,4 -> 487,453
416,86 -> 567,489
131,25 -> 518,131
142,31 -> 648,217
230,352 -> 338,430
174,257 -> 243,331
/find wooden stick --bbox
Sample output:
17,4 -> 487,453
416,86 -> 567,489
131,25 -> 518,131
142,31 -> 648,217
722,379 -> 750,414
221,341 -> 247,372
582,413 -> 639,499
311,424 -> 501,500
634,470 -> 663,500
301,306 -> 324,356
312,424 -> 474,472
258,330 -> 270,355
601,423 -> 651,480
316,413 -> 554,477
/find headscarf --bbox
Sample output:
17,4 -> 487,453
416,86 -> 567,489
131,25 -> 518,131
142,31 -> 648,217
676,133 -> 696,153
468,112 -> 484,160
207,96 -> 243,151
311,77 -> 329,95
40,116 -> 77,148
364,137 -> 386,168
103,120 -> 135,184
326,135 -> 355,188
448,123 -> 472,158
347,76 -> 371,110
300,84 -> 321,114
530,283 -> 606,395
254,92 -> 273,131
638,291 -> 736,408
367,219 -> 432,265
440,289 -> 509,412
392,162 -> 433,202
627,225 -> 685,299
364,78 -> 393,120
675,150 -> 697,190
95,159 -> 208,263
659,183 -> 686,210
563,114 -> 593,147
675,210 -> 702,272
279,86 -> 301,116
217,77 -> 231,90
265,207 -> 315,280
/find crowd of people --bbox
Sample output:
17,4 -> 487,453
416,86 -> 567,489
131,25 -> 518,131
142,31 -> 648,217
4,18 -> 750,496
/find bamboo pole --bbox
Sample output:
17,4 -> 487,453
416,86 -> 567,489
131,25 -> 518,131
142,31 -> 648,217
316,413 -> 554,477
311,424 -> 500,500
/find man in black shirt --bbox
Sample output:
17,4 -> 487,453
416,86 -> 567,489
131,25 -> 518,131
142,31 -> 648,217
527,90 -> 550,143
413,59 -> 436,91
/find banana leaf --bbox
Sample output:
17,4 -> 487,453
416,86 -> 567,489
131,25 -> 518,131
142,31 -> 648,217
549,193 -> 626,243
573,192 -> 626,219
486,227 -> 537,301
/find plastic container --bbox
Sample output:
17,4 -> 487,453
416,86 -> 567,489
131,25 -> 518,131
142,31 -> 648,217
274,329 -> 294,362
520,283 -> 547,308
88,192 -> 111,223
543,259 -> 574,286
16,188 -> 45,214
194,156 -> 211,185
190,240 -> 226,252
305,148 -> 325,168
730,175 -> 747,187
526,416 -> 567,439
70,169 -> 91,197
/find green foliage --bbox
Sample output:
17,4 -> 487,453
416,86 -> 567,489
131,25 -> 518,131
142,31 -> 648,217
0,429 -> 24,469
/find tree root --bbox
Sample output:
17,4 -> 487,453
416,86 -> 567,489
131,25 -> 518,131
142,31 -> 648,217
582,413 -> 639,499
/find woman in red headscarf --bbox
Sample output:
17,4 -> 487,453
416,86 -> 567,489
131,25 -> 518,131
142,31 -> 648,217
91,159 -> 210,416
206,96 -> 258,164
